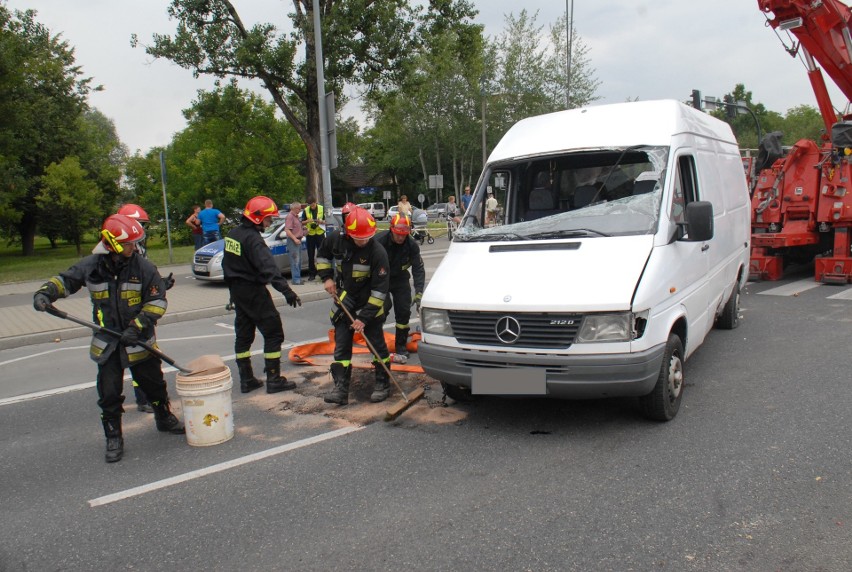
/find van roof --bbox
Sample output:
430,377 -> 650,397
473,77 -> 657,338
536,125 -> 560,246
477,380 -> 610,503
488,99 -> 738,164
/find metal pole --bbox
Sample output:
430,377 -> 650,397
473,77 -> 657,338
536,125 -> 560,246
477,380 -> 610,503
481,94 -> 487,168
312,0 -> 334,223
566,0 -> 574,108
159,151 -> 173,264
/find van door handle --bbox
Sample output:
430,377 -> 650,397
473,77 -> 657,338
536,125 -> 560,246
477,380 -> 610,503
701,244 -> 710,252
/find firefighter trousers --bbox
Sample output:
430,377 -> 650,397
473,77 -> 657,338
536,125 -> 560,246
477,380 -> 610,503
228,281 -> 284,357
97,351 -> 168,420
333,316 -> 389,363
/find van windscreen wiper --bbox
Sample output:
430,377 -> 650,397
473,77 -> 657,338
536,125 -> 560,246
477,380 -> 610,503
458,231 -> 526,242
527,229 -> 610,239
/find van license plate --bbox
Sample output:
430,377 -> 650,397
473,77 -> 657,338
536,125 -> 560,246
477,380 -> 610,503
193,264 -> 207,273
471,368 -> 546,395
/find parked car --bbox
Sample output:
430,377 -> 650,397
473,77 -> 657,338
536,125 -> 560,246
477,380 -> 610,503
357,202 -> 386,220
192,214 -> 341,281
425,202 -> 448,220
386,205 -> 399,220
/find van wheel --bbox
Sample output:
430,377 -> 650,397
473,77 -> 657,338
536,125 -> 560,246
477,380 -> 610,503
441,382 -> 473,402
638,334 -> 684,422
716,282 -> 740,330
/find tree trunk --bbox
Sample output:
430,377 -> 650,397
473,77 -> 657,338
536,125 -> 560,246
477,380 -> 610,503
19,213 -> 36,257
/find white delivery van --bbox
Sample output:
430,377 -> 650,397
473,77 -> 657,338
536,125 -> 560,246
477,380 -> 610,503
418,100 -> 751,421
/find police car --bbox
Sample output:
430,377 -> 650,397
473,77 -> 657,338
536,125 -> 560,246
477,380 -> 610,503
192,214 -> 339,282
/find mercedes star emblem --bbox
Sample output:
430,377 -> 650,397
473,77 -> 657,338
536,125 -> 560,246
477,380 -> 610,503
495,316 -> 521,344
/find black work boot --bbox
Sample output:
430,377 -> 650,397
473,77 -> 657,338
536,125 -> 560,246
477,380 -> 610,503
392,327 -> 410,363
102,418 -> 124,463
370,361 -> 391,403
152,401 -> 185,434
236,358 -> 263,394
324,362 -> 351,405
265,358 -> 296,393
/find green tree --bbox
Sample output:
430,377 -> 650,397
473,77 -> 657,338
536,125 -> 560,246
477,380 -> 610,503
123,83 -> 305,241
36,156 -> 103,256
135,0 -> 417,202
0,5 -> 97,255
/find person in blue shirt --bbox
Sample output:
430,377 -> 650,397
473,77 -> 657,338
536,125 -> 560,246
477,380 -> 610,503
197,199 -> 226,244
461,185 -> 472,212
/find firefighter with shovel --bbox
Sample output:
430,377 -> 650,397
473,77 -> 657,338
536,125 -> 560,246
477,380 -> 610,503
32,214 -> 185,463
317,206 -> 393,404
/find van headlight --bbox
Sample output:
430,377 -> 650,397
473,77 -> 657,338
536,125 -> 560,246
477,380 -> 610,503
421,308 -> 453,336
576,313 -> 632,343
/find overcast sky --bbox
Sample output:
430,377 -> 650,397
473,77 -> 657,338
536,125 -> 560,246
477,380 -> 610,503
5,0 -> 847,154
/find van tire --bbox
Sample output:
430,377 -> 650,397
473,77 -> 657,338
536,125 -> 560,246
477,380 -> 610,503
638,333 -> 684,422
441,382 -> 474,402
716,282 -> 740,330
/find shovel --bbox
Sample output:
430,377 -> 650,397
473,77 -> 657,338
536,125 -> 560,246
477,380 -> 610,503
332,295 -> 424,421
45,304 -> 196,374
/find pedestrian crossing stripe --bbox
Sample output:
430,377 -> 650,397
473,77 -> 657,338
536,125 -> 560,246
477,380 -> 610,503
753,278 -> 852,298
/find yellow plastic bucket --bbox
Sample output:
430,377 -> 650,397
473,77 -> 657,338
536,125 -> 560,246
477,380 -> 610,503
175,363 -> 234,446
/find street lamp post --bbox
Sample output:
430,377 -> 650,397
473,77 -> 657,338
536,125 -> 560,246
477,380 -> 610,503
566,0 -> 574,108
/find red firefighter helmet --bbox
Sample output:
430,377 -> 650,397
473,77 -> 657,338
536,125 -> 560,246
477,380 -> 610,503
389,213 -> 411,236
117,203 -> 149,222
101,214 -> 145,253
243,195 -> 279,224
345,206 -> 377,239
341,202 -> 357,217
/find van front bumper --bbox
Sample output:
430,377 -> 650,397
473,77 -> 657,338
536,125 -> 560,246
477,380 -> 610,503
419,342 -> 666,398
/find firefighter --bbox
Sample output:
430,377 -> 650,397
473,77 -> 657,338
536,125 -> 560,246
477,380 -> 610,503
317,202 -> 357,290
375,213 -> 425,363
32,214 -> 184,463
115,204 -> 176,413
223,196 -> 302,394
300,195 -> 325,281
317,206 -> 392,404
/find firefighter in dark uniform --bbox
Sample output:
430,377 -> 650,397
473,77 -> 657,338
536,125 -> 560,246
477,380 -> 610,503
317,206 -> 393,404
32,214 -> 184,463
375,213 -> 425,363
223,196 -> 302,394
117,203 -> 175,413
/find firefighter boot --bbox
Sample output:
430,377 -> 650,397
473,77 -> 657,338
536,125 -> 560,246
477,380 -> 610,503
102,418 -> 124,463
152,401 -> 186,434
392,327 -> 410,363
370,361 -> 391,403
236,358 -> 263,394
265,358 -> 297,393
324,363 -> 351,405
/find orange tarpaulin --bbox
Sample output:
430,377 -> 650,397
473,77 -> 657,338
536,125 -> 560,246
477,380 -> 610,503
288,329 -> 425,373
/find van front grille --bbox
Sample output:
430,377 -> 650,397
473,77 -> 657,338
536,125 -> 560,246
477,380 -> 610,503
447,311 -> 582,349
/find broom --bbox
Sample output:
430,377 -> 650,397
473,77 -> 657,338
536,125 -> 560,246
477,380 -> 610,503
333,295 -> 424,421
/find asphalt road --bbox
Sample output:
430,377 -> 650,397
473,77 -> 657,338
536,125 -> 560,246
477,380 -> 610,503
1,258 -> 851,571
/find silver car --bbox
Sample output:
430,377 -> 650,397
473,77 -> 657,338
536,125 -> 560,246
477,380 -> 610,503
192,215 -> 339,281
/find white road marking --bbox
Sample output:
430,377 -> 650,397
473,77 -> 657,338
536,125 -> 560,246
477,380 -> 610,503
757,279 -> 822,297
0,345 -> 88,367
827,288 -> 852,300
88,426 -> 363,507
215,322 -> 235,330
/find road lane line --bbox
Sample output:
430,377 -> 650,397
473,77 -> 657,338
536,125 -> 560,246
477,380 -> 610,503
827,288 -> 852,300
757,279 -> 822,297
88,426 -> 363,507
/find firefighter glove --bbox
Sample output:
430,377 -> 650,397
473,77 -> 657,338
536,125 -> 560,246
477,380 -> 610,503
164,273 -> 175,290
285,290 -> 301,308
120,324 -> 142,346
33,292 -> 51,312
412,292 -> 423,311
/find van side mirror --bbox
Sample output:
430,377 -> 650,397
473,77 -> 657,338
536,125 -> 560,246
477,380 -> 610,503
678,201 -> 714,241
